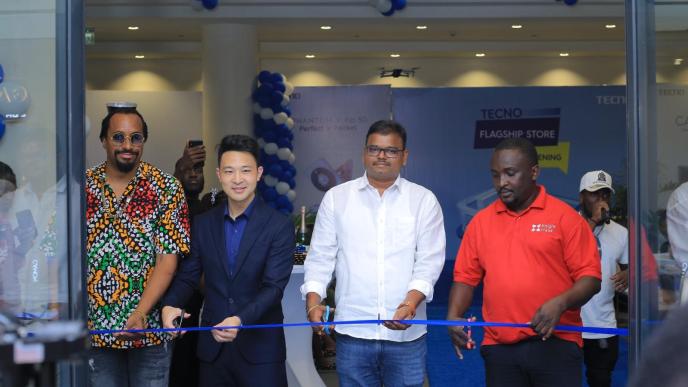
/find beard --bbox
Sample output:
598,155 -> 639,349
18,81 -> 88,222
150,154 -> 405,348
114,150 -> 139,173
581,204 -> 594,219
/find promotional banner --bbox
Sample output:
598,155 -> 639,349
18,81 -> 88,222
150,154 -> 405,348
289,85 -> 392,212
392,86 -> 628,258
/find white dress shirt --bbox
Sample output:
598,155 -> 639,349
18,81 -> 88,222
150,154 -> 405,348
301,174 -> 445,342
668,182 -> 688,264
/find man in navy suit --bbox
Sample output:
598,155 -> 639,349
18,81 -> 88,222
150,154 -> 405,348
162,134 -> 294,387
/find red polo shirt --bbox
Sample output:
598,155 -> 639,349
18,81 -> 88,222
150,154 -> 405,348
454,186 -> 601,347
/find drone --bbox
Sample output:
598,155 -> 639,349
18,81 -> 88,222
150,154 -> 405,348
379,67 -> 419,78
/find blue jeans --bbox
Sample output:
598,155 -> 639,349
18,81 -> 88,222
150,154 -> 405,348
336,334 -> 427,387
88,342 -> 173,387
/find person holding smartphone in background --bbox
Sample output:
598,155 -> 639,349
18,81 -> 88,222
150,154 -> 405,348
169,140 -> 206,387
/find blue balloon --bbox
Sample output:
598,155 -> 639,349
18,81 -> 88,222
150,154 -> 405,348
0,64 -> 4,83
259,119 -> 275,132
201,0 -> 218,10
257,180 -> 267,192
282,107 -> 292,116
283,169 -> 294,181
392,0 -> 406,10
270,73 -> 284,83
273,82 -> 286,93
278,200 -> 294,214
268,163 -> 283,177
276,195 -> 291,208
288,178 -> 296,189
279,160 -> 291,171
271,91 -> 284,106
264,154 -> 279,166
258,70 -> 272,84
263,187 -> 278,202
286,132 -> 294,141
262,130 -> 277,143
288,165 -> 296,177
277,137 -> 291,149
0,116 -> 5,140
564,0 -> 577,4
257,83 -> 274,97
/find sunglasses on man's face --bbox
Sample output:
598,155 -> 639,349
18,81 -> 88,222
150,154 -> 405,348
110,132 -> 145,146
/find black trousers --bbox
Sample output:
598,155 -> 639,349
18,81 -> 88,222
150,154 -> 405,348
198,341 -> 287,387
583,336 -> 619,387
480,337 -> 583,387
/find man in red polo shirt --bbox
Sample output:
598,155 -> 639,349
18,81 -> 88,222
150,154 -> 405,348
447,138 -> 601,387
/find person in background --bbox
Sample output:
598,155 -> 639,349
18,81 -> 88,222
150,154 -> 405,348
667,181 -> 688,302
169,141 -> 207,387
578,170 -> 628,387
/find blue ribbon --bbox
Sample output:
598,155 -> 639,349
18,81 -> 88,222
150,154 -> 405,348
86,319 -> 628,337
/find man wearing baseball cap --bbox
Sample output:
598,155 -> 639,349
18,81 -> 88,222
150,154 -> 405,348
578,170 -> 628,387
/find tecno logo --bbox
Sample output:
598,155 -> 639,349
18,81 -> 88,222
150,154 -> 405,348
596,96 -> 626,105
480,108 -> 523,119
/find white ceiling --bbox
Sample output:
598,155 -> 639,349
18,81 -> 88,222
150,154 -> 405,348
84,0 -> 688,61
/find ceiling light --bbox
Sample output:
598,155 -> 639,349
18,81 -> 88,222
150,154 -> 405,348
128,26 -> 139,30
605,24 -> 617,29
675,58 -> 684,65
134,55 -> 145,59
416,25 -> 428,30
390,53 -> 401,58
475,53 -> 486,57
511,24 -> 523,29
320,25 -> 332,30
559,52 -> 570,57
305,54 -> 315,59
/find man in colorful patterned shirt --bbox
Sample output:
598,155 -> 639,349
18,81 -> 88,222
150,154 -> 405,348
86,103 -> 190,387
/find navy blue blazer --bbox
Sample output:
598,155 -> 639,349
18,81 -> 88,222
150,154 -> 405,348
163,198 -> 295,364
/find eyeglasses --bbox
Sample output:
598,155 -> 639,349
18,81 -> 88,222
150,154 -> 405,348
365,145 -> 404,158
111,132 -> 145,146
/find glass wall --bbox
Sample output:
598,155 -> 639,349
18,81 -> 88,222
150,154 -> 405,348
627,0 -> 688,368
0,0 -> 86,385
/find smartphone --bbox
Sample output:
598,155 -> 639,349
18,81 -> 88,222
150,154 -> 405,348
188,140 -> 203,148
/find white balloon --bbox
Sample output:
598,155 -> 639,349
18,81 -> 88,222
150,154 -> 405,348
285,117 -> 295,129
276,147 -> 292,161
281,94 -> 290,107
252,102 -> 261,114
260,108 -> 274,120
275,182 -> 290,195
286,190 -> 296,202
264,142 -> 278,155
279,74 -> 287,83
288,153 -> 296,164
273,112 -> 288,125
263,175 -> 278,187
284,82 -> 295,96
372,0 -> 393,13
257,138 -> 266,148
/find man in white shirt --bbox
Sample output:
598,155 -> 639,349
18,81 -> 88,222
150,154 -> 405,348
668,182 -> 688,267
301,120 -> 446,387
578,170 -> 628,387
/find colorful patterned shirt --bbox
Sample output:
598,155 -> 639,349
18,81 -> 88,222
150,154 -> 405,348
86,161 -> 190,348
